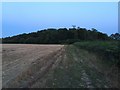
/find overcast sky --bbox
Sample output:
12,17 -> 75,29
2,2 -> 118,37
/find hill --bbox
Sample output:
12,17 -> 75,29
2,27 -> 112,44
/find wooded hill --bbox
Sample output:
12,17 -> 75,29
2,27 -> 119,44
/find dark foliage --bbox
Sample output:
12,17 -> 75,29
110,33 -> 120,40
74,41 -> 120,68
2,27 -> 114,44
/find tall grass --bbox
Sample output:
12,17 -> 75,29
74,41 -> 120,67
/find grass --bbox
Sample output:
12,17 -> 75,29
73,41 -> 119,67
45,45 -> 112,88
31,41 -> 119,88
45,45 -> 85,88
73,41 -> 119,88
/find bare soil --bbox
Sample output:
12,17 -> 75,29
2,44 -> 64,88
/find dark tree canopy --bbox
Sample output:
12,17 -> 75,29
110,33 -> 120,40
2,27 -> 115,44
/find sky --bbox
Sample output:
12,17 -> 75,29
2,2 -> 118,37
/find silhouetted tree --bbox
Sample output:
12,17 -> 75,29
110,33 -> 120,40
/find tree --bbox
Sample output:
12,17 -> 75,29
92,28 -> 98,32
110,33 -> 120,40
2,27 -> 110,44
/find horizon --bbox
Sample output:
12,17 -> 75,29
1,27 -> 116,38
2,2 -> 118,38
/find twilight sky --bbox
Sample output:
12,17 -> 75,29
2,2 -> 118,37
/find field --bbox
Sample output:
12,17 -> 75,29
2,43 -> 119,88
2,44 -> 64,88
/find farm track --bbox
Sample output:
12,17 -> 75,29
35,45 -> 113,88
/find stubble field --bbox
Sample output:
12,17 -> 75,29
2,44 -> 64,88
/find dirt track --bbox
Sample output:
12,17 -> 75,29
2,44 -> 64,88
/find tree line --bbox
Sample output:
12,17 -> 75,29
2,27 -> 120,44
